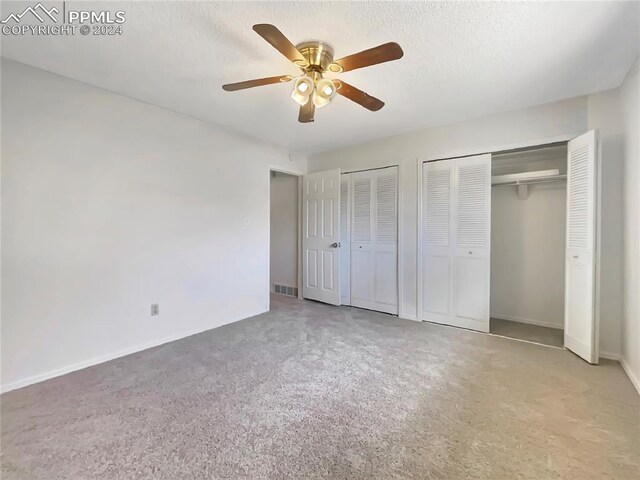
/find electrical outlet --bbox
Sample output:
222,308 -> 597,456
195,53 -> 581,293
151,304 -> 159,316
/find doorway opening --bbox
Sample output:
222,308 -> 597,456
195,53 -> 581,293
489,143 -> 568,347
270,170 -> 299,306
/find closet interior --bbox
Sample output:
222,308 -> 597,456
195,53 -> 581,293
489,143 -> 568,347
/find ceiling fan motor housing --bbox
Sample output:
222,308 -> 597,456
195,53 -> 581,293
295,41 -> 339,73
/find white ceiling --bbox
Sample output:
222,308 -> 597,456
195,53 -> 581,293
2,1 -> 638,153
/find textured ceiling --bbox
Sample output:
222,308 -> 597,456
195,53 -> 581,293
2,1 -> 638,153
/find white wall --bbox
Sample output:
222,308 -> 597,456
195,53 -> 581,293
270,172 -> 298,291
490,183 -> 566,329
620,57 -> 640,391
0,59 -> 307,392
309,96 -> 588,322
587,88 -> 625,358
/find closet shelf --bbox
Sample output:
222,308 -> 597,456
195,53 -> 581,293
491,169 -> 566,186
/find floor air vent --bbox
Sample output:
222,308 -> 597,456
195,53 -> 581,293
274,284 -> 298,297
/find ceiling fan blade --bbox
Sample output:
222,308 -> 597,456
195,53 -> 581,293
253,24 -> 308,66
222,75 -> 292,92
330,42 -> 404,73
333,80 -> 385,111
298,100 -> 315,123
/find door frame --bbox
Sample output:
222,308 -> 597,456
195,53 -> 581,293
417,133 -> 601,353
268,165 -> 304,302
339,162 -> 404,319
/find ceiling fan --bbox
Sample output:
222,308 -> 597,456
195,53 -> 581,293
222,24 -> 404,123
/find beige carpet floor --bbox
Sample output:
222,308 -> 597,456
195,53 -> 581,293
490,317 -> 564,347
1,294 -> 638,479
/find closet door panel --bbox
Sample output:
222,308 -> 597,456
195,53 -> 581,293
421,155 -> 490,331
376,172 -> 397,244
422,161 -> 454,322
455,160 -> 490,252
454,257 -> 489,321
352,175 -> 372,244
373,169 -> 398,309
340,178 -> 351,305
351,247 -> 373,302
349,167 -> 398,314
453,156 -> 491,331
374,250 -> 397,306
565,257 -> 592,349
564,130 -> 598,364
350,173 -> 374,305
453,155 -> 491,332
423,255 -> 450,316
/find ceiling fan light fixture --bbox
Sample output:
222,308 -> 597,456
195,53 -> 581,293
291,75 -> 314,106
312,78 -> 336,108
223,25 -> 404,122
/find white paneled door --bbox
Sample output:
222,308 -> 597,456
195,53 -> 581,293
348,167 -> 398,314
422,154 -> 491,332
302,169 -> 341,305
565,130 -> 598,364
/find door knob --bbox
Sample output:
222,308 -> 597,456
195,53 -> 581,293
330,242 -> 341,248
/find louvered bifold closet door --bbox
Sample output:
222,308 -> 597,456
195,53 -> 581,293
422,154 -> 490,332
350,172 -> 373,306
564,130 -> 598,364
453,154 -> 491,332
373,169 -> 398,311
340,178 -> 351,305
422,160 -> 454,324
350,167 -> 398,314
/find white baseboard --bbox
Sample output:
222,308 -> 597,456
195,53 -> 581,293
599,351 -> 620,361
490,313 -> 563,330
620,357 -> 640,396
0,309 -> 265,394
